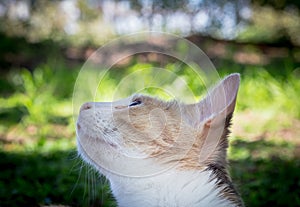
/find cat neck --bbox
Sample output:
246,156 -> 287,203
108,168 -> 241,207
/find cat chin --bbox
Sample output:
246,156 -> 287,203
76,138 -> 98,169
77,125 -> 122,151
76,135 -> 116,177
77,136 -> 173,177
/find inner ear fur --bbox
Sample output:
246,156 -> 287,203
184,74 -> 240,165
199,73 -> 240,124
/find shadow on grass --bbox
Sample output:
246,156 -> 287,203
230,139 -> 300,207
1,140 -> 300,207
0,149 -> 115,207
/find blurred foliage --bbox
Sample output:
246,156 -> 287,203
238,6 -> 300,46
94,62 -> 206,103
238,66 -> 300,117
252,0 -> 300,10
1,0 -> 300,46
1,63 -> 77,123
0,0 -> 113,46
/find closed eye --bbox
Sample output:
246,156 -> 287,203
129,99 -> 142,107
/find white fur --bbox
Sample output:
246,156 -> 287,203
110,170 -> 235,207
77,116 -> 239,207
78,140 -> 235,207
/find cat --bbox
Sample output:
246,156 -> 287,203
76,73 -> 244,207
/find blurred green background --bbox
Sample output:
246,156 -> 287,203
0,0 -> 300,206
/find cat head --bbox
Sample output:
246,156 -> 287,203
76,73 -> 240,177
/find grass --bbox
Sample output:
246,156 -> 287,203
0,150 -> 115,207
0,56 -> 300,206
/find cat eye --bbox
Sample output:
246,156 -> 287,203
129,99 -> 142,107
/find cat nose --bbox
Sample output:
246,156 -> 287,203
80,102 -> 93,112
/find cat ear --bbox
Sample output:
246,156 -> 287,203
198,73 -> 240,124
195,73 -> 240,164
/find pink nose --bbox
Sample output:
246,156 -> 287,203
80,102 -> 93,112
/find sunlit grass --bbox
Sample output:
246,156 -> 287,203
237,68 -> 300,117
0,64 -> 78,155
